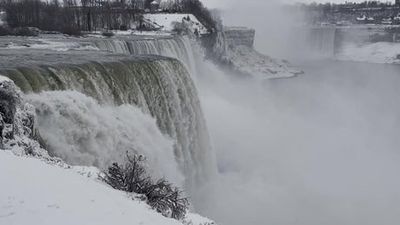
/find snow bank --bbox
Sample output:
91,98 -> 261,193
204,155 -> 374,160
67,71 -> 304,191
144,14 -> 208,34
336,42 -> 400,64
0,151 -> 214,225
0,75 -> 11,84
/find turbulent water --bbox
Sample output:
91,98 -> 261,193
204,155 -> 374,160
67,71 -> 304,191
28,90 -> 184,184
0,36 -> 215,191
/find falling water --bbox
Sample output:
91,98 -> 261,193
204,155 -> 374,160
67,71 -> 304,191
93,36 -> 197,75
1,48 -> 215,190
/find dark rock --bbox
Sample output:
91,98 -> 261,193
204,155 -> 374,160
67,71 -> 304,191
14,27 -> 40,37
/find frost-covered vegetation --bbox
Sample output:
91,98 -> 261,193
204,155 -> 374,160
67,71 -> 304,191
102,154 -> 189,220
0,150 -> 215,225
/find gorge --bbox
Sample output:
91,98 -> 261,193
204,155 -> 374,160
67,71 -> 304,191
2,6 -> 400,225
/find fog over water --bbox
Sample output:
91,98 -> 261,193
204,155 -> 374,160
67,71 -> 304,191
192,1 -> 400,225
205,0 -> 306,58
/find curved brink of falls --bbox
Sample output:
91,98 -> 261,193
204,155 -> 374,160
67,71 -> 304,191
93,36 -> 197,75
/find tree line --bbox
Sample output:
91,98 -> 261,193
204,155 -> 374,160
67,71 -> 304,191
0,0 -> 216,35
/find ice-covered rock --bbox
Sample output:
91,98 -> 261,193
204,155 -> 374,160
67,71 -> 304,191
227,45 -> 302,79
0,76 -> 18,125
0,75 -> 47,156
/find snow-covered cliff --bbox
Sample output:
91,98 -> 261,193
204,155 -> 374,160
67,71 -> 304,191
204,26 -> 302,79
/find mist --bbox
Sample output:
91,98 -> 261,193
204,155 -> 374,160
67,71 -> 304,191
192,1 -> 400,225
205,0 -> 306,58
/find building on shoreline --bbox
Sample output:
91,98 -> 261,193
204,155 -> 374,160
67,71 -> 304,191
296,1 -> 400,25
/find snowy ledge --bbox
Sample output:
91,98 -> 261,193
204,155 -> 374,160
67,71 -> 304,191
226,46 -> 303,80
0,151 -> 215,225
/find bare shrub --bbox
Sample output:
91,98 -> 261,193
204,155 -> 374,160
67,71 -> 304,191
102,154 -> 189,220
14,27 -> 40,36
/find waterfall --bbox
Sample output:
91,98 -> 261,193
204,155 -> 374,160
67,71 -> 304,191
27,90 -> 184,185
1,55 -> 215,190
307,27 -> 337,57
93,36 -> 197,75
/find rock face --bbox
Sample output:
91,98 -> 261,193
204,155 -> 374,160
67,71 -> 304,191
226,45 -> 303,79
223,27 -> 255,48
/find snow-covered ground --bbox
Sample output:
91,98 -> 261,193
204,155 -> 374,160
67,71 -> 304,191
144,14 -> 208,34
0,151 -> 214,225
336,42 -> 400,64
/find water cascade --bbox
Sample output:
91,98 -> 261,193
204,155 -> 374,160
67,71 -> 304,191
1,51 -> 215,190
307,26 -> 338,57
93,36 -> 197,75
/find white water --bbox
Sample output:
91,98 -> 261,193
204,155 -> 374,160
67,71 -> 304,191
86,36 -> 215,187
27,91 -> 184,186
